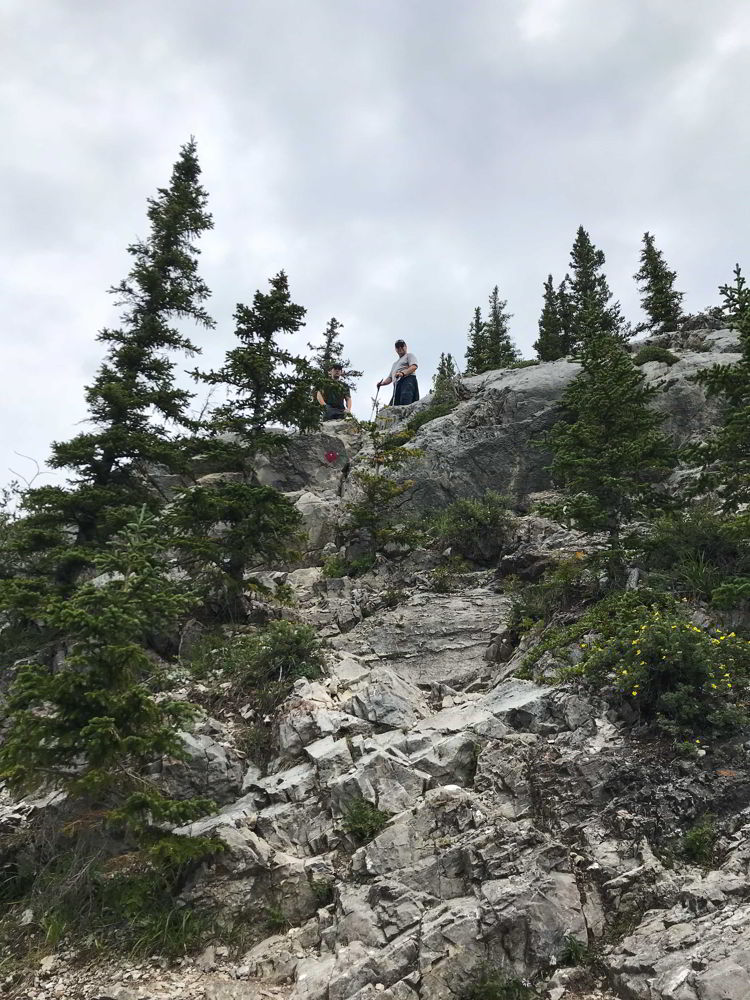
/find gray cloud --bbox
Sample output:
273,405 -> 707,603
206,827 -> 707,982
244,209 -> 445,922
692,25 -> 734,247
2,0 -> 749,489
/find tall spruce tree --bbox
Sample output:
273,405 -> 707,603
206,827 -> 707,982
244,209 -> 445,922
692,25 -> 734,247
534,275 -> 568,361
464,306 -> 486,376
173,272 -> 322,616
543,325 -> 674,581
692,265 -> 750,603
634,232 -> 684,331
484,286 -> 520,368
16,139 -> 214,577
695,264 -> 750,509
568,227 -> 626,351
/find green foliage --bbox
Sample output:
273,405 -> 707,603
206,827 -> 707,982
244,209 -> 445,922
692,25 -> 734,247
169,480 -> 302,618
638,504 -> 750,603
431,492 -> 516,565
345,418 -> 420,545
634,232 -> 684,331
431,352 -> 460,406
0,833 -> 221,961
534,274 -> 570,361
634,345 -> 679,366
562,601 -> 750,736
181,271 -> 324,616
560,933 -> 591,967
16,140 -> 214,571
0,509 -> 207,828
430,556 -> 472,593
508,553 -> 601,626
568,226 -> 627,351
408,401 -> 457,432
309,316 -> 362,382
679,815 -> 719,866
462,965 -> 536,1000
185,621 -> 326,766
542,331 -> 674,580
342,798 -> 389,843
322,553 -> 377,578
465,287 -> 520,375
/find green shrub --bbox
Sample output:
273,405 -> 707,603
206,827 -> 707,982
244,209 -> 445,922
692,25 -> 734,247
462,966 -> 536,1000
634,345 -> 679,366
638,505 -> 749,602
342,799 -> 389,843
430,556 -> 471,592
508,553 -> 602,626
432,491 -> 516,565
185,622 -> 326,765
680,815 -> 718,866
322,553 -> 377,578
560,933 -> 590,967
563,602 -> 750,736
310,879 -> 335,907
408,401 -> 457,433
0,833 -> 221,962
507,359 -> 540,370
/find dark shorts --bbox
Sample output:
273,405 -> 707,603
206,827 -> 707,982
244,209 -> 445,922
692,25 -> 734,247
392,374 -> 420,406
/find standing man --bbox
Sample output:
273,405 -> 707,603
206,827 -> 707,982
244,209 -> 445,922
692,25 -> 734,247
317,365 -> 353,421
377,340 -> 420,406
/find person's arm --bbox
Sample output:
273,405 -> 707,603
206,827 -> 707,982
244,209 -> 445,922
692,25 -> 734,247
346,394 -> 353,412
377,376 -> 393,387
316,390 -> 325,405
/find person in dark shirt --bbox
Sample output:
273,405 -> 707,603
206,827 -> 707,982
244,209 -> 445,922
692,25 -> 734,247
317,365 -> 352,420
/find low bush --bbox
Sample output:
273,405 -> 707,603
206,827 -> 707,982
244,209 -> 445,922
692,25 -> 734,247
322,553 -> 377,579
0,831 -> 221,963
432,491 -> 516,565
638,505 -> 750,604
556,596 -> 750,737
342,799 -> 389,843
185,621 -> 327,765
430,556 -> 472,592
633,345 -> 679,366
408,401 -> 457,433
508,553 -> 602,626
680,815 -> 719,866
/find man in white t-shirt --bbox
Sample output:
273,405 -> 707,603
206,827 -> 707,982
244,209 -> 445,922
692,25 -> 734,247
377,340 -> 420,406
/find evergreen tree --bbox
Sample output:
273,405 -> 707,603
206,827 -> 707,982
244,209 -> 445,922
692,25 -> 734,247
309,317 -> 361,379
16,139 -> 214,577
695,264 -> 750,509
173,272 -> 322,616
0,509 -> 209,829
534,275 -> 567,361
693,265 -> 750,603
543,328 -> 674,581
464,306 -> 486,376
634,232 -> 684,331
432,352 -> 459,406
568,227 -> 626,351
484,286 -> 521,368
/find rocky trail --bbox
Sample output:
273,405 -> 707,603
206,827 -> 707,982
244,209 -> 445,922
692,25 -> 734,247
9,328 -> 750,1000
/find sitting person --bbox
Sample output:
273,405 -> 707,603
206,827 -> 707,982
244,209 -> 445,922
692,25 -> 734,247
317,365 -> 352,420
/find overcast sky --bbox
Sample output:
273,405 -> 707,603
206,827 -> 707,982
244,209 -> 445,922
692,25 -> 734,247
2,0 -> 749,492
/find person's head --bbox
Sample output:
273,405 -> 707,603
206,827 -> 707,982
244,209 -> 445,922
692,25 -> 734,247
328,365 -> 343,380
395,339 -> 407,357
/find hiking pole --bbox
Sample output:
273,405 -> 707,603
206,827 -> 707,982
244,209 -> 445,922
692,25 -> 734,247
370,384 -> 381,421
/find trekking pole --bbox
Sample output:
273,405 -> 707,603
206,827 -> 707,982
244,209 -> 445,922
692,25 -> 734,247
369,384 -> 381,421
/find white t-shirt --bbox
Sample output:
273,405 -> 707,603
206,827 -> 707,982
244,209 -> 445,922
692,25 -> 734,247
389,352 -> 418,380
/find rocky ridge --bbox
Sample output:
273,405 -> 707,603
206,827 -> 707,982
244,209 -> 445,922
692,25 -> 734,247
7,329 -> 750,1000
